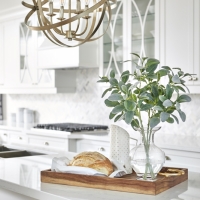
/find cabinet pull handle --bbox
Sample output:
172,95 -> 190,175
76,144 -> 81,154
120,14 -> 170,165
98,147 -> 105,152
45,142 -> 49,146
3,133 -> 7,136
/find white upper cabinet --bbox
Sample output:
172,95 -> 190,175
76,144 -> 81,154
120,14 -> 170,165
0,16 -> 77,93
156,0 -> 200,93
100,0 -> 155,78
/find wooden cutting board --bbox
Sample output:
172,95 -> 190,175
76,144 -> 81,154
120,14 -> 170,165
41,167 -> 188,195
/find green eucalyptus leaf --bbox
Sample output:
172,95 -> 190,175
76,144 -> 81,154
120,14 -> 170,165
150,117 -> 160,128
146,74 -> 157,79
140,104 -> 154,111
121,85 -> 128,93
177,95 -> 191,103
157,69 -> 168,77
172,67 -> 181,70
163,99 -> 173,107
166,84 -> 174,99
181,83 -> 190,93
154,106 -> 163,111
124,100 -> 136,111
108,93 -> 123,101
160,112 -> 170,122
109,78 -> 118,86
131,53 -> 140,59
111,90 -> 120,94
101,88 -> 112,98
146,58 -> 160,73
159,95 -> 167,102
178,110 -> 186,122
151,85 -> 159,97
104,99 -> 119,107
125,111 -> 134,124
111,105 -> 125,114
161,66 -> 172,71
172,75 -> 181,83
178,71 -> 184,77
166,107 -> 176,113
121,70 -> 130,83
176,86 -> 186,93
97,78 -> 109,83
114,113 -> 123,122
171,114 -> 179,124
118,81 -> 125,91
131,119 -> 140,128
109,112 -> 116,119
167,117 -> 174,123
110,70 -> 115,78
176,102 -> 180,110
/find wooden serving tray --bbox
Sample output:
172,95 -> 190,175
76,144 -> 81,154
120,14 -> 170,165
41,167 -> 188,195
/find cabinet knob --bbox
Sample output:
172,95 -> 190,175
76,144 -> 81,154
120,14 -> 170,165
98,147 -> 105,152
44,142 -> 49,146
3,133 -> 7,136
19,137 -> 22,140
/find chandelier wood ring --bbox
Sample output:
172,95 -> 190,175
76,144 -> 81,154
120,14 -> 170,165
22,0 -> 116,47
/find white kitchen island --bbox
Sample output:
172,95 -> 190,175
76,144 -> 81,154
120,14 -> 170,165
0,151 -> 200,200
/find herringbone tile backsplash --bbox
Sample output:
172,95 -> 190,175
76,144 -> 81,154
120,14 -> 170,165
5,68 -> 200,136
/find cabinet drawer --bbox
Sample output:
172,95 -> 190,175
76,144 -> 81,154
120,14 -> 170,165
0,132 -> 9,143
76,140 -> 110,156
10,134 -> 27,144
163,149 -> 200,172
28,136 -> 68,150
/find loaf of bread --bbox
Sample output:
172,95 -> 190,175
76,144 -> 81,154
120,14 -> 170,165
69,151 -> 114,176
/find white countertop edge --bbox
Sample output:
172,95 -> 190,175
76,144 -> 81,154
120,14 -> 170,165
0,179 -> 69,200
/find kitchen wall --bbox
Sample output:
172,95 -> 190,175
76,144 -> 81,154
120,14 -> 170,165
3,68 -> 199,137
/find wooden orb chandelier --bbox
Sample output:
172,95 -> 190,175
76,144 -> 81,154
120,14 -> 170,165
22,0 -> 116,47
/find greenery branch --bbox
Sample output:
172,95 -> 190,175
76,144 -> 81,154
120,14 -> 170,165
98,53 -> 193,179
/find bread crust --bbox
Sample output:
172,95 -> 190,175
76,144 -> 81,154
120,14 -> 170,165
69,151 -> 113,176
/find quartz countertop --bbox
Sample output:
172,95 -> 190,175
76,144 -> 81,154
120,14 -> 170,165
0,149 -> 200,200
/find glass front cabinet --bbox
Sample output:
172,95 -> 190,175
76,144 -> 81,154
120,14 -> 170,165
100,0 -> 155,77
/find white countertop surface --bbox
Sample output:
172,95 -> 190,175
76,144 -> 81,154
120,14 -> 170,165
0,149 -> 200,200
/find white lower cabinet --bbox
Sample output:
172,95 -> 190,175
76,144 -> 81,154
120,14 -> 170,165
0,131 -> 9,143
9,132 -> 27,145
76,139 -> 110,156
27,134 -> 69,152
163,148 -> 200,173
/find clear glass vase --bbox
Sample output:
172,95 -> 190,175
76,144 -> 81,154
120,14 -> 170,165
130,127 -> 165,180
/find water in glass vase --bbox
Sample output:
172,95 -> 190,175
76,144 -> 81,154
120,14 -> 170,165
131,159 -> 164,177
130,127 -> 165,180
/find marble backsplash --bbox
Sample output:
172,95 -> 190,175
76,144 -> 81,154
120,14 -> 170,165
3,68 -> 200,136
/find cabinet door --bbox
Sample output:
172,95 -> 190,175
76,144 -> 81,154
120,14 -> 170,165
4,19 -> 20,87
0,24 -> 4,86
101,0 -> 155,77
156,0 -> 200,93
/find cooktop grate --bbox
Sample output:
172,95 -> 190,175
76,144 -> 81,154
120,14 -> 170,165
34,123 -> 108,132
